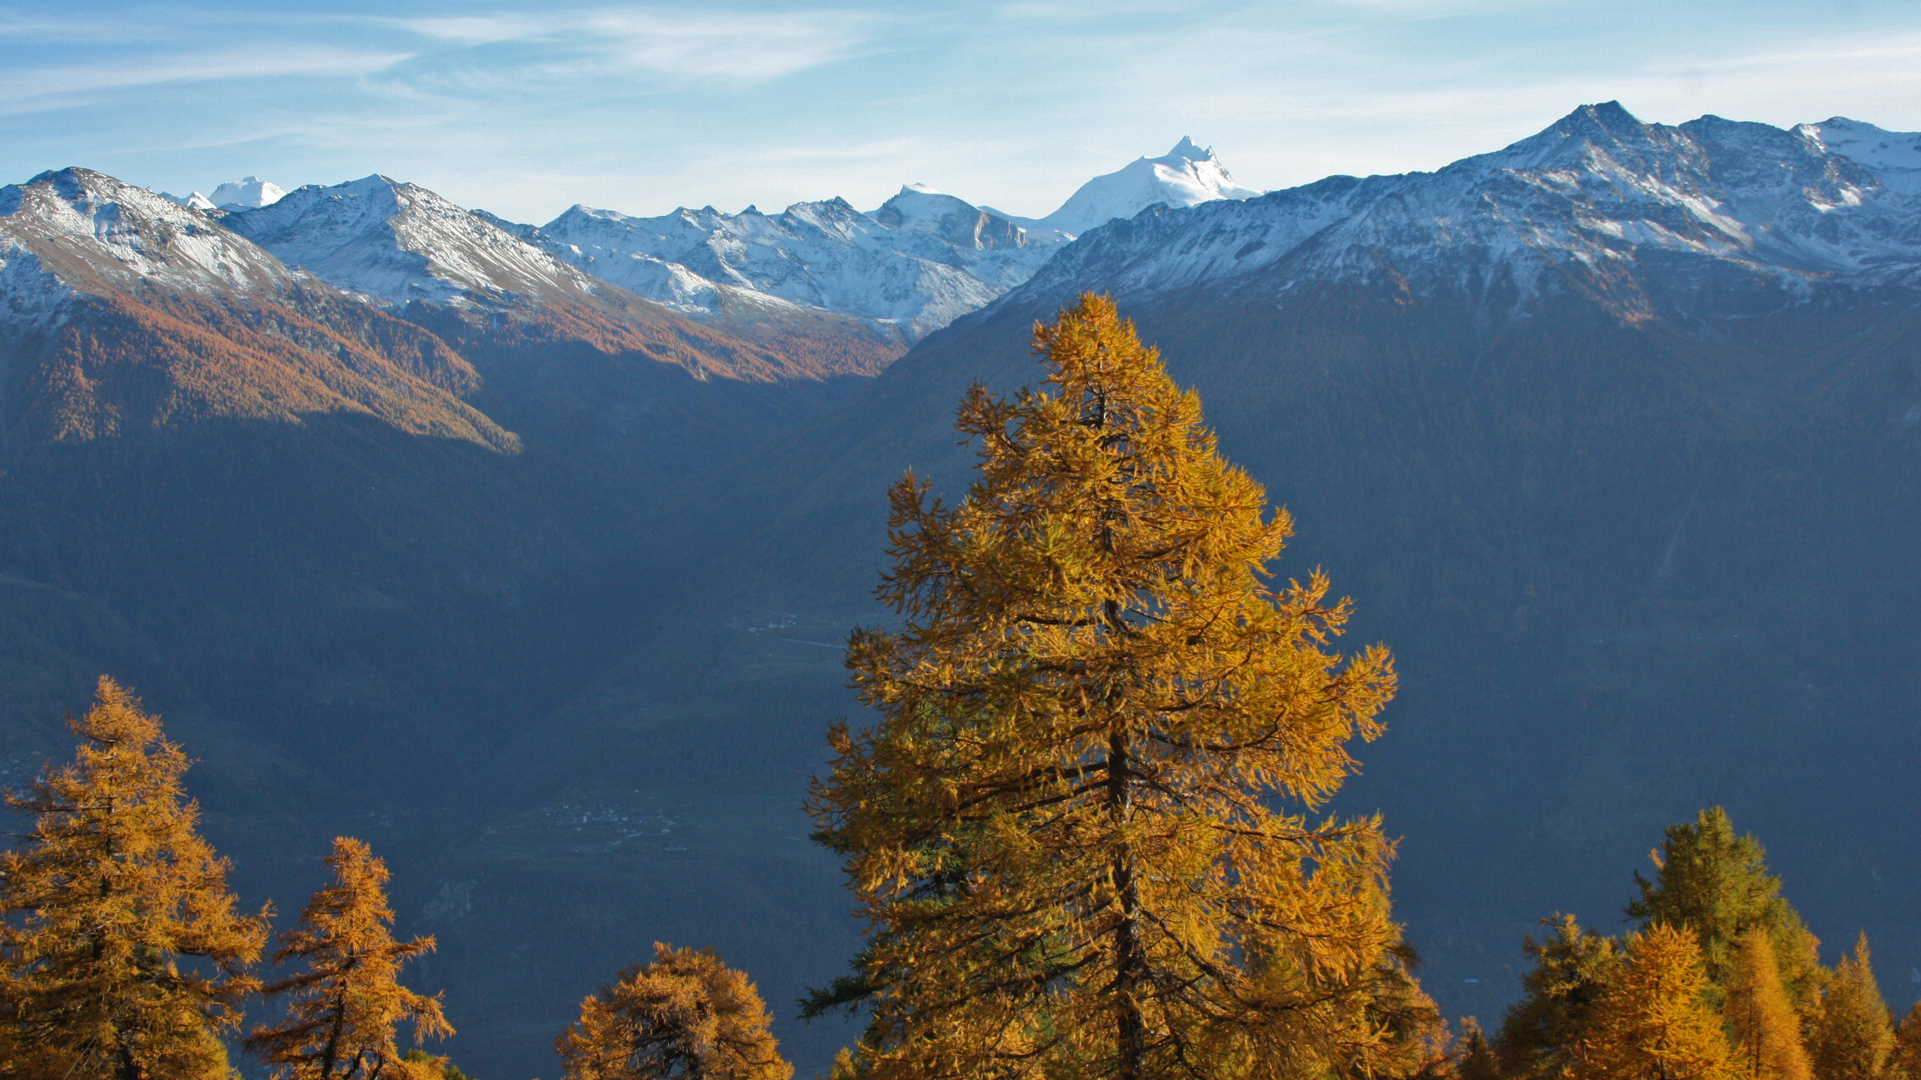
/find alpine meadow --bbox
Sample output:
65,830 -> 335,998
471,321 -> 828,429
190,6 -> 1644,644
1,77 -> 1920,1080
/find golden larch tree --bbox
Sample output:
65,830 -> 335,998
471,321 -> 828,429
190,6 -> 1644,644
1723,928 -> 1810,1080
809,293 -> 1410,1080
1892,1000 -> 1921,1080
1572,924 -> 1735,1080
1806,934 -> 1897,1080
245,836 -> 452,1079
557,943 -> 792,1080
0,676 -> 268,1080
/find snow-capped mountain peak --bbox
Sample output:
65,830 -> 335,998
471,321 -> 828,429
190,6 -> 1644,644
870,186 -> 1028,251
1015,102 -> 1921,318
161,190 -> 219,211
530,185 -> 1056,341
1794,117 -> 1921,174
1029,137 -> 1263,237
0,167 -> 298,331
224,174 -> 604,307
210,176 -> 286,210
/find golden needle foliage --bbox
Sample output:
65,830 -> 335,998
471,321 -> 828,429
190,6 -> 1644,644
0,676 -> 267,1080
1807,935 -> 1897,1080
1573,924 -> 1735,1080
810,293 -> 1409,1080
557,943 -> 792,1080
1723,929 -> 1810,1080
245,836 -> 453,1080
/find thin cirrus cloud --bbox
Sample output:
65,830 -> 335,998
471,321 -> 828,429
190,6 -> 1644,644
0,47 -> 416,116
394,8 -> 885,82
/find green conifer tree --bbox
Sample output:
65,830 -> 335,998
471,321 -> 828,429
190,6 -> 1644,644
1807,935 -> 1897,1080
1494,914 -> 1623,1080
1624,808 -> 1820,1012
0,677 -> 268,1080
810,294 -> 1416,1080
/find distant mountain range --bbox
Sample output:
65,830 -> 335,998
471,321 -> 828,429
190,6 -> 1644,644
5,105 -> 1921,1078
125,138 -> 1258,351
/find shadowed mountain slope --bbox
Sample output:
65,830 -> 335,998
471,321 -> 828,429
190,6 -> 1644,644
8,105 -> 1921,1079
446,104 -> 1921,1073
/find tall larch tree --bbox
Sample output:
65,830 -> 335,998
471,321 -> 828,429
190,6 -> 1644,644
0,676 -> 267,1080
1807,934 -> 1897,1080
1494,915 -> 1623,1080
1572,924 -> 1736,1080
809,293 -> 1413,1080
556,943 -> 791,1080
1723,928 -> 1811,1080
1624,808 -> 1820,1012
245,836 -> 452,1080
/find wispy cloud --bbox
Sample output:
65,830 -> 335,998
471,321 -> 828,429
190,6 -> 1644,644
390,7 -> 885,82
0,47 -> 414,114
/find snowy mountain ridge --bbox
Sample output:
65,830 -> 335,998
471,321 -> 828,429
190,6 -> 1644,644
524,185 -> 1059,342
223,174 -> 611,309
71,139 -> 1263,344
0,167 -> 300,332
1014,104 -> 1921,317
13,109 -> 1921,357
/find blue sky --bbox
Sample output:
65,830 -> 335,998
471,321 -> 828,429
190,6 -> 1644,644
4,1 -> 1920,224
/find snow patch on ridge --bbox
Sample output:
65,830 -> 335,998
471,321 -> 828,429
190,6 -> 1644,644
1795,119 -> 1921,175
162,191 -> 219,211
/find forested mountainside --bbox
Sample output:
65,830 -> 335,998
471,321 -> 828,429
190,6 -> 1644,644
463,103 -> 1921,1068
3,104 -> 1921,1076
